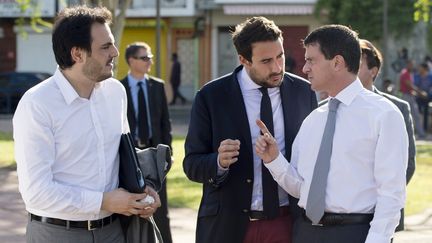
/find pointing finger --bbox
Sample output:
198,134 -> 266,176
256,119 -> 271,136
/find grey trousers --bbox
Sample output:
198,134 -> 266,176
26,216 -> 125,243
293,216 -> 370,243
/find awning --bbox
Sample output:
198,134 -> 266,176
223,5 -> 314,15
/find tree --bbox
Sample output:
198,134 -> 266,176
16,0 -> 131,47
314,0 -> 416,42
414,0 -> 431,21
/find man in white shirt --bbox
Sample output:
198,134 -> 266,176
13,6 -> 160,243
255,25 -> 408,243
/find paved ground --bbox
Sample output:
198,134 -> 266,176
1,113 -> 432,242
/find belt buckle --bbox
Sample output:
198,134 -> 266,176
87,220 -> 97,231
311,222 -> 324,227
249,217 -> 259,221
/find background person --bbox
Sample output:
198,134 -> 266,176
169,53 -> 186,105
120,41 -> 173,243
358,38 -> 416,236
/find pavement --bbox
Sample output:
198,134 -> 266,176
1,113 -> 432,242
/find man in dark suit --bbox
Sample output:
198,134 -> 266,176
183,17 -> 317,243
358,39 -> 415,235
120,42 -> 172,243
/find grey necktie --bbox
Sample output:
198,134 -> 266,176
306,98 -> 341,224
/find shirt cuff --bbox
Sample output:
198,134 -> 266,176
217,154 -> 229,176
264,152 -> 286,174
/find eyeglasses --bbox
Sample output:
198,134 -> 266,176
133,55 -> 153,62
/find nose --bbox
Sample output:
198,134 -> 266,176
273,59 -> 283,73
112,45 -> 119,57
302,62 -> 310,75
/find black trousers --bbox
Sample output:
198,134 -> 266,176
153,180 -> 172,243
293,216 -> 370,243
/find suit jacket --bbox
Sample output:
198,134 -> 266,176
183,66 -> 317,243
120,76 -> 172,149
374,87 -> 416,232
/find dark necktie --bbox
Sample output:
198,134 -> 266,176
306,98 -> 341,224
137,82 -> 149,146
259,87 -> 279,218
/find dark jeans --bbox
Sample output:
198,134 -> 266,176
171,84 -> 186,105
417,97 -> 431,132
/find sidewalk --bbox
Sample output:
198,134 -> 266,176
1,114 -> 432,242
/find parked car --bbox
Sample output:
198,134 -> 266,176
0,72 -> 51,114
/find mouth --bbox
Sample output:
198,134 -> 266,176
106,60 -> 114,67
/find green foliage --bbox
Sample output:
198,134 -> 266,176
167,136 -> 202,209
414,0 -> 431,22
315,0 -> 416,41
14,0 -> 53,39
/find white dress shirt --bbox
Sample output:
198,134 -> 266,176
13,68 -> 129,221
237,67 -> 289,211
265,79 -> 408,243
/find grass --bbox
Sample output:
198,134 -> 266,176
0,131 -> 14,168
2,130 -> 432,215
405,144 -> 432,215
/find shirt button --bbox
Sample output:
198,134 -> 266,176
243,209 -> 249,213
246,179 -> 252,183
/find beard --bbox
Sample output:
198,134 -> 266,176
249,69 -> 284,88
83,57 -> 113,82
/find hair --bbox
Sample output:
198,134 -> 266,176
125,42 -> 152,64
359,39 -> 383,72
52,5 -> 112,69
420,62 -> 429,71
172,53 -> 178,60
231,16 -> 283,62
303,25 -> 361,74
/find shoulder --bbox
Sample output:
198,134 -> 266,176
148,76 -> 166,86
119,76 -> 128,86
380,92 -> 409,110
360,89 -> 403,117
199,72 -> 234,95
283,72 -> 312,91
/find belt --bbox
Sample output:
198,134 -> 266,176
29,213 -> 117,231
302,210 -> 373,226
249,206 -> 290,221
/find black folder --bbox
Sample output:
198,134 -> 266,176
118,133 -> 146,193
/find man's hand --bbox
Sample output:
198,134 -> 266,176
102,187 -> 161,217
255,119 -> 280,163
101,188 -> 149,216
218,139 -> 241,168
139,186 -> 161,219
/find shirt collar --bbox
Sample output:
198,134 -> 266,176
53,67 -> 80,105
127,73 -> 148,87
332,78 -> 364,106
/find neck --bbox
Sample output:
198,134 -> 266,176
327,73 -> 357,97
130,70 -> 146,80
61,69 -> 94,99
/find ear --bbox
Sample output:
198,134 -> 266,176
239,55 -> 251,67
333,55 -> 345,71
370,66 -> 379,79
70,47 -> 85,64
